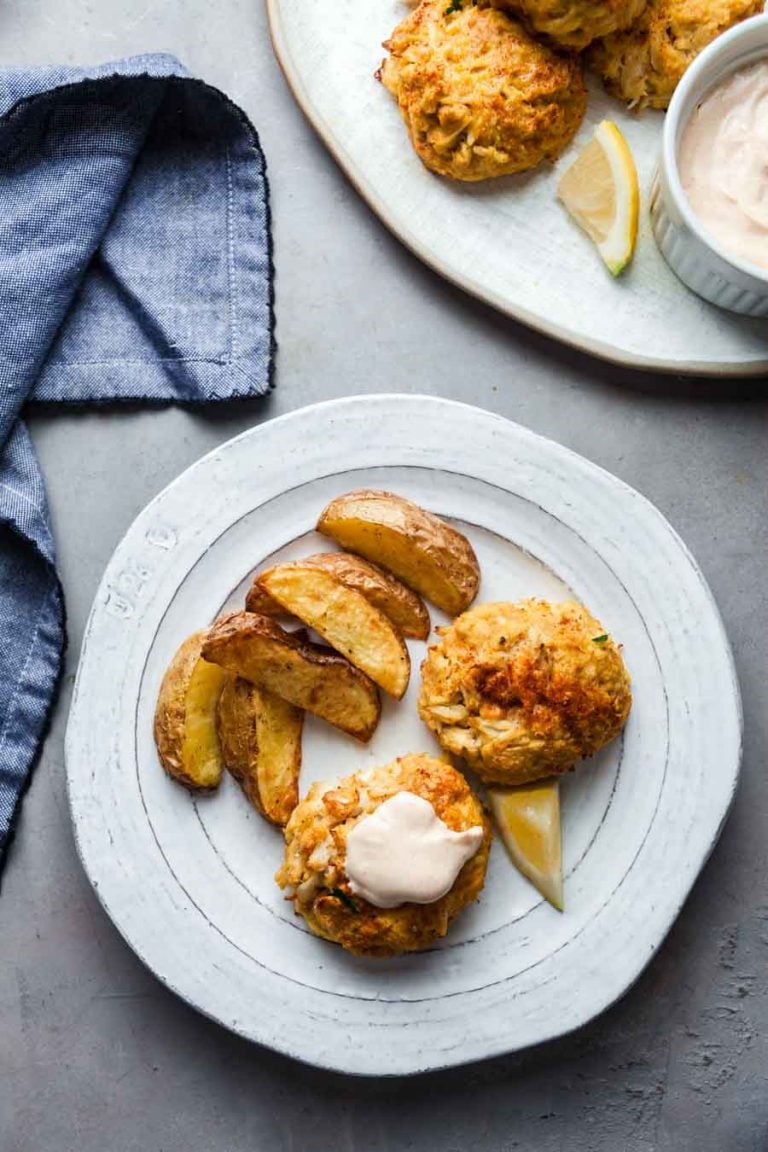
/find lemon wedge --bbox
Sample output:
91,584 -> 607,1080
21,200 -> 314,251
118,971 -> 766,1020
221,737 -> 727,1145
557,120 -> 639,276
487,780 -> 563,911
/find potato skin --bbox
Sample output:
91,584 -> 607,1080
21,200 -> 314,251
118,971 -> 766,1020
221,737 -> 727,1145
154,631 -> 226,791
202,612 -> 381,742
317,489 -> 480,616
246,551 -> 430,641
307,553 -> 430,640
419,599 -> 632,784
255,562 -> 411,699
218,677 -> 303,826
243,582 -> 287,619
276,754 -> 491,957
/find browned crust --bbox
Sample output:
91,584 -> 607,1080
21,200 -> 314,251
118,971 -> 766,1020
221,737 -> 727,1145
246,551 -> 431,640
473,645 -> 628,744
153,631 -> 219,792
492,0 -> 648,50
244,581 -> 290,618
378,1 -> 587,181
254,561 -> 411,700
217,675 -> 255,789
317,488 -> 480,615
204,611 -> 321,662
418,600 -> 632,784
217,676 -> 303,825
587,0 -> 762,109
202,612 -> 381,741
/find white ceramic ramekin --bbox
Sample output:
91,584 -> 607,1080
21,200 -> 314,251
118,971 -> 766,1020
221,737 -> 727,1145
651,13 -> 768,316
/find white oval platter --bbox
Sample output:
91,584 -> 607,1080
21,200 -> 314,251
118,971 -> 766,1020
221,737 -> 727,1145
66,395 -> 741,1075
267,0 -> 768,375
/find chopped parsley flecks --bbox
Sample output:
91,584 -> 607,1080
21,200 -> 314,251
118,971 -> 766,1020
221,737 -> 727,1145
592,634 -> 609,644
330,887 -> 360,913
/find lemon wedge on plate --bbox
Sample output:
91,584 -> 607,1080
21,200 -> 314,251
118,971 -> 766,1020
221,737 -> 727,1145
557,120 -> 639,276
487,780 -> 563,911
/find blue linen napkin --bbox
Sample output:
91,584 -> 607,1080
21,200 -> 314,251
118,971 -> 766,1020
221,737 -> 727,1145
0,54 -> 274,875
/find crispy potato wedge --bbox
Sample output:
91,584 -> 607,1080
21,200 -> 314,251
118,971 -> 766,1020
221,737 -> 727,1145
217,676 -> 303,826
254,562 -> 410,699
202,612 -> 380,742
245,552 -> 430,640
154,631 -> 228,791
243,583 -> 286,619
317,489 -> 480,616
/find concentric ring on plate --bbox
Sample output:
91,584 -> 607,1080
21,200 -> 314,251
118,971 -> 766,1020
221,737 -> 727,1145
66,396 -> 739,1072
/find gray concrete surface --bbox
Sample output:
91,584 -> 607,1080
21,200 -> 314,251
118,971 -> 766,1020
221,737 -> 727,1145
1,2 -> 767,1149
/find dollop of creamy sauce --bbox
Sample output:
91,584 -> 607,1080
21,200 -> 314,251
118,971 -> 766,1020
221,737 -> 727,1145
345,792 -> 484,909
679,61 -> 768,269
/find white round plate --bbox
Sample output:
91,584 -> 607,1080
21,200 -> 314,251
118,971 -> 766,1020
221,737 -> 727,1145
66,396 -> 741,1075
267,0 -> 768,375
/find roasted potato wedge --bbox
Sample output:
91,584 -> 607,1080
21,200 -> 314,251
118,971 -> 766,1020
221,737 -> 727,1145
244,582 -> 286,619
317,489 -> 480,616
154,631 -> 228,791
217,677 -> 303,826
245,552 -> 430,640
254,562 -> 410,699
202,612 -> 380,742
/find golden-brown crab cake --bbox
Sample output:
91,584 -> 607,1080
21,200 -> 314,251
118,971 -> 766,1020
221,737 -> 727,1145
588,0 -> 762,109
378,0 -> 587,181
275,754 -> 490,958
491,0 -> 648,50
419,600 -> 631,785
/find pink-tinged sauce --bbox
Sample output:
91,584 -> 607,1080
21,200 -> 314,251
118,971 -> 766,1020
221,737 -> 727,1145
345,792 -> 484,909
679,61 -> 768,269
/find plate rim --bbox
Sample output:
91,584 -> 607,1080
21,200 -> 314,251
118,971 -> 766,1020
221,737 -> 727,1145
65,394 -> 743,1074
265,0 -> 768,378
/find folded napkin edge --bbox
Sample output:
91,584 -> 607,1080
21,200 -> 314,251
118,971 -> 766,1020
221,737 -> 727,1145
0,541 -> 65,887
2,69 -> 276,406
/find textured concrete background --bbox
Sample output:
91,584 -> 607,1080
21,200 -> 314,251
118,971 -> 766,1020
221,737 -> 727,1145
1,2 -> 767,1149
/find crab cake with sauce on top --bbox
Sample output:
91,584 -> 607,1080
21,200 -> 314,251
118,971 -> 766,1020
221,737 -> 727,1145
588,0 -> 762,109
276,754 -> 490,958
419,599 -> 631,785
378,0 -> 587,181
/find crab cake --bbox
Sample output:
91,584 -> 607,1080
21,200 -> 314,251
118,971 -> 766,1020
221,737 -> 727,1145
276,754 -> 490,958
419,600 -> 631,785
491,0 -> 648,50
378,0 -> 587,181
588,0 -> 762,109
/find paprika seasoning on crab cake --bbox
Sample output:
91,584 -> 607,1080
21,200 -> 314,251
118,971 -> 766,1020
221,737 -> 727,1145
418,599 -> 631,785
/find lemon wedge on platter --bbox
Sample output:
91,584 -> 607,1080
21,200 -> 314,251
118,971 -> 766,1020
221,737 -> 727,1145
557,120 -> 639,276
487,780 -> 563,911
